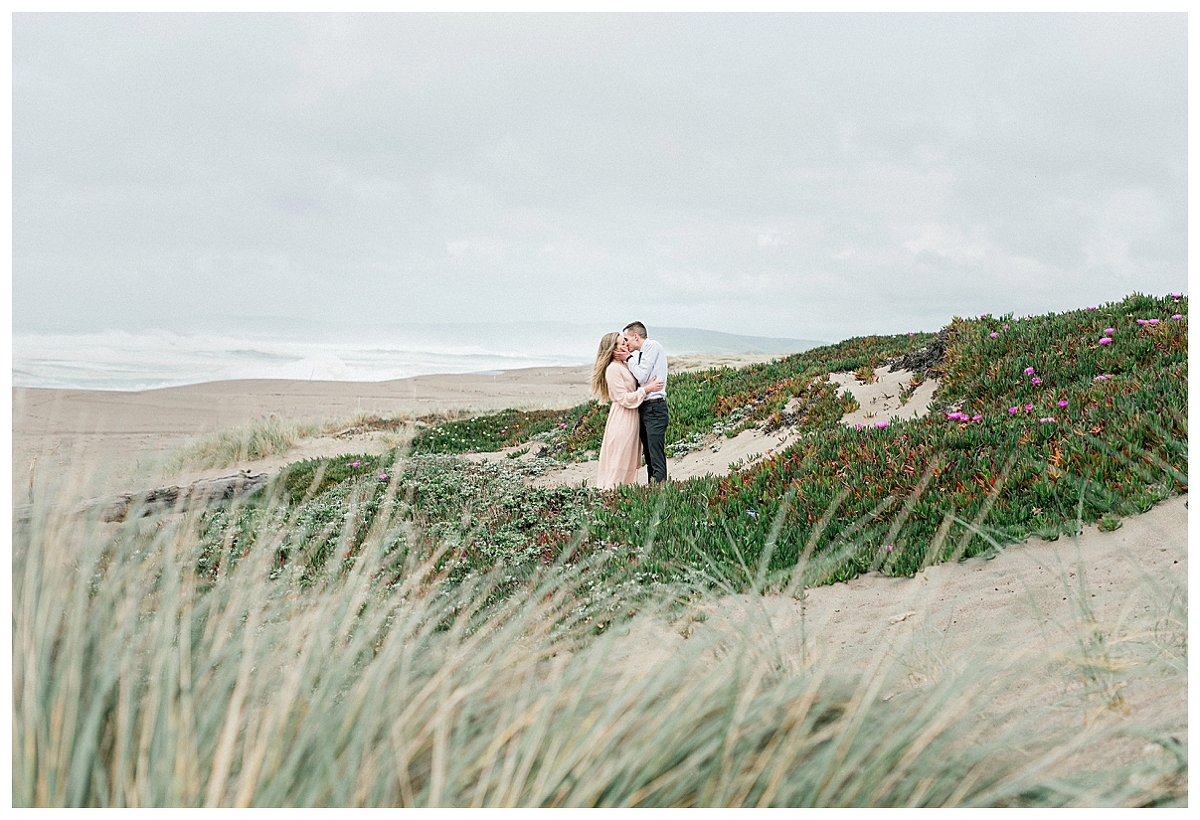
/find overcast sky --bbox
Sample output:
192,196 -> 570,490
12,13 -> 1188,342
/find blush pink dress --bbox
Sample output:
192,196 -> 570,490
596,362 -> 647,490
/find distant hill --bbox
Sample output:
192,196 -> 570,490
651,327 -> 823,355
330,321 -> 824,359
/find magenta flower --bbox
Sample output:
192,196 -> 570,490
348,460 -> 361,467
1039,417 -> 1055,424
980,314 -> 987,319
1057,399 -> 1068,408
989,332 -> 998,338
1031,377 -> 1042,385
885,544 -> 894,552
1094,374 -> 1113,381
1024,404 -> 1034,412
1148,318 -> 1160,326
1171,293 -> 1182,299
972,414 -> 982,421
1172,314 -> 1183,320
1103,328 -> 1114,335
378,473 -> 389,480
1024,367 -> 1035,375
1099,337 -> 1113,345
1008,406 -> 1019,414
1136,319 -> 1149,325
1002,324 -> 1010,330
855,424 -> 864,430
875,420 -> 889,428
1087,306 -> 1098,311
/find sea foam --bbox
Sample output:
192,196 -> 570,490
12,329 -> 592,392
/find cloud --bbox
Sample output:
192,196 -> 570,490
11,14 -> 1187,340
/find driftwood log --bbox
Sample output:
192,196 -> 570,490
15,470 -> 271,524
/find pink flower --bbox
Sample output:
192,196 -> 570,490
1008,406 -> 1019,414
1057,400 -> 1068,408
378,473 -> 389,480
348,460 -> 361,467
875,420 -> 889,428
885,544 -> 894,552
1136,319 -> 1149,325
1094,374 -> 1113,381
1171,293 -> 1182,299
1039,417 -> 1055,423
1087,306 -> 1098,311
1024,404 -> 1034,412
980,314 -> 987,319
1099,337 -> 1113,345
1172,314 -> 1183,320
972,414 -> 982,421
1148,319 -> 1160,326
1103,328 -> 1114,335
989,332 -> 998,338
1024,367 -> 1035,375
1002,324 -> 1009,330
1031,377 -> 1042,385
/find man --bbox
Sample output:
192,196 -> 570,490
622,321 -> 669,483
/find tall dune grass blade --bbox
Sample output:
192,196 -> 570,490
12,468 -> 1185,807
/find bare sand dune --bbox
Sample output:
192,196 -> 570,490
830,365 -> 941,429
604,493 -> 1187,777
12,366 -> 590,497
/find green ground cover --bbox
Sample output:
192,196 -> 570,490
408,330 -> 937,458
15,292 -> 1188,807
208,293 -> 1187,605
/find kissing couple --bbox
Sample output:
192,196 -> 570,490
590,322 -> 668,491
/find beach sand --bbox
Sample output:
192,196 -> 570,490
10,353 -> 788,498
11,358 -> 1188,790
12,365 -> 592,498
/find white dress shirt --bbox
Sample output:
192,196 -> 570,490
625,339 -> 667,400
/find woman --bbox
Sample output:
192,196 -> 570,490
591,332 -> 664,490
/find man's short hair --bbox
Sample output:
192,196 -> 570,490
623,321 -> 648,339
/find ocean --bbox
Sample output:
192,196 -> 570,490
11,330 -> 596,392
11,325 -> 821,392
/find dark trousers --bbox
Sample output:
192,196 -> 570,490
639,399 -> 669,483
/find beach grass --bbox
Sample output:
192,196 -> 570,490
162,411 -> 424,472
12,477 -> 1186,807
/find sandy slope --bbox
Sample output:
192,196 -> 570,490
605,493 -> 1188,782
11,366 -> 593,494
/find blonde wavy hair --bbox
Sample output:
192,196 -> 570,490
590,332 -> 621,403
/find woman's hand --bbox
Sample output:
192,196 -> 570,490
613,349 -> 630,362
644,377 -> 664,393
